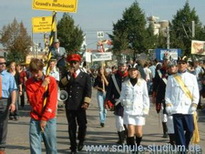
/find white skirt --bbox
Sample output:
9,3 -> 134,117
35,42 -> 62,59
123,114 -> 145,126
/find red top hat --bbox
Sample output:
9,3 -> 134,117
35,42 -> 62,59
66,54 -> 81,62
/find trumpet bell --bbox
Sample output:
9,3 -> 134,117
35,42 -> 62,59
58,90 -> 68,101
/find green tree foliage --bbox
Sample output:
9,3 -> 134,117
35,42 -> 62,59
146,24 -> 158,49
109,1 -> 156,58
155,33 -> 167,49
171,2 -> 205,55
0,18 -> 32,62
57,13 -> 84,54
109,19 -> 129,53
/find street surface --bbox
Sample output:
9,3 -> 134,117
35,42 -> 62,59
6,88 -> 205,153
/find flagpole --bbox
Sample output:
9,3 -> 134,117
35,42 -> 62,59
43,11 -> 57,107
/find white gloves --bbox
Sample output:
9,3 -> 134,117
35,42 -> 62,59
143,109 -> 149,115
67,75 -> 71,80
189,104 -> 197,113
166,106 -> 172,115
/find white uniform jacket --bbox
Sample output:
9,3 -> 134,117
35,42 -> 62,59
119,78 -> 150,115
165,71 -> 199,114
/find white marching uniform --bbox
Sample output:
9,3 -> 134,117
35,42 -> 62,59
165,71 -> 199,114
165,71 -> 200,148
115,116 -> 125,132
120,78 -> 150,125
165,72 -> 199,134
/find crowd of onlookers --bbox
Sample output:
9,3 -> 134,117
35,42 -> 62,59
1,54 -> 205,153
5,57 -> 205,122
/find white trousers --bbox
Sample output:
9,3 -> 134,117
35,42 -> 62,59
161,107 -> 167,122
167,115 -> 175,134
115,115 -> 125,132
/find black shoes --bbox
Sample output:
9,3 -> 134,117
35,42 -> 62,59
70,141 -> 84,152
78,141 -> 84,151
9,116 -> 14,120
14,116 -> 19,121
100,123 -> 104,127
162,134 -> 168,138
70,150 -> 76,154
9,116 -> 19,121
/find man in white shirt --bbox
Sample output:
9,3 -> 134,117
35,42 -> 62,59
144,62 -> 152,94
48,59 -> 59,82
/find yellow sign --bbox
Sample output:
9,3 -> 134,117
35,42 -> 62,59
32,0 -> 78,13
32,16 -> 56,33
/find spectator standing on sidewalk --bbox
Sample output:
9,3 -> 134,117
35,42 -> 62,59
16,63 -> 27,108
93,66 -> 109,127
119,64 -> 150,150
0,56 -> 17,154
26,58 -> 58,154
47,59 -> 60,82
60,54 -> 92,154
7,62 -> 22,121
143,62 -> 152,94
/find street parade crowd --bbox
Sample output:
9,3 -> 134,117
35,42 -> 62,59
0,39 -> 205,154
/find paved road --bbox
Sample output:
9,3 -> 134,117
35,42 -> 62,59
6,89 -> 205,153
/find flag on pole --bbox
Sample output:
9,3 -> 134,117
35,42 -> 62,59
43,11 -> 57,107
45,11 -> 57,75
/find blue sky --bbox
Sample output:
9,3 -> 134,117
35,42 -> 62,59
0,0 -> 204,49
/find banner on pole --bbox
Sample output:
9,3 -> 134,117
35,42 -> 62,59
32,0 -> 78,13
154,48 -> 182,61
191,40 -> 205,55
85,52 -> 92,63
92,52 -> 112,62
32,16 -> 56,33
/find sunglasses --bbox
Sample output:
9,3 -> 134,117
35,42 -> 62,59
70,61 -> 78,64
0,62 -> 6,65
178,62 -> 186,65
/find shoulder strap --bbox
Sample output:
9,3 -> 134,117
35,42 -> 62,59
157,70 -> 167,85
173,74 -> 193,100
111,74 -> 121,95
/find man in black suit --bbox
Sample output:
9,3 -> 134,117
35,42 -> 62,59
60,54 -> 92,154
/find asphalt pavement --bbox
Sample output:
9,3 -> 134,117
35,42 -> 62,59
5,88 -> 205,153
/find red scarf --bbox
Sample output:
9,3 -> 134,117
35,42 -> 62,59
117,70 -> 128,78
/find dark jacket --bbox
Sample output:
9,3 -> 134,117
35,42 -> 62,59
153,67 -> 169,113
60,71 -> 92,110
153,67 -> 168,103
106,72 -> 128,116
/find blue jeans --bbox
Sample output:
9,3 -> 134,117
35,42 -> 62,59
29,118 -> 57,154
97,91 -> 107,124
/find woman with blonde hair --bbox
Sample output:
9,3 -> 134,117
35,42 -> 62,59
119,65 -> 150,151
93,66 -> 109,127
